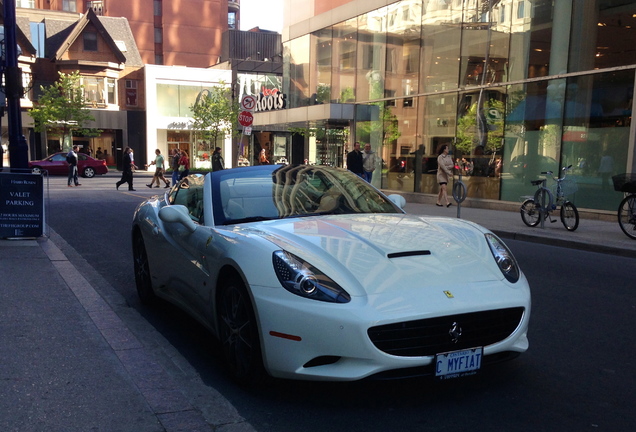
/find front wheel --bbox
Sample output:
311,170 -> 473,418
133,232 -> 155,304
520,199 -> 541,227
560,201 -> 579,231
617,195 -> 636,240
217,278 -> 264,385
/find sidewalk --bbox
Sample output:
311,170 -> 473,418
1,193 -> 634,430
0,234 -> 254,431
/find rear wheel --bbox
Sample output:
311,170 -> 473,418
560,201 -> 579,231
617,195 -> 636,240
133,232 -> 155,304
217,278 -> 264,385
520,199 -> 541,227
83,167 -> 96,178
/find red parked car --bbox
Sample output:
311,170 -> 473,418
29,152 -> 109,178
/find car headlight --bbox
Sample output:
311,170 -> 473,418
485,233 -> 520,283
272,251 -> 351,303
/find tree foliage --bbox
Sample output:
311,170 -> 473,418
189,83 -> 240,158
28,71 -> 100,151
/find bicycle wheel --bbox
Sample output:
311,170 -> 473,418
533,186 -> 553,213
520,199 -> 541,227
560,201 -> 579,231
617,194 -> 636,240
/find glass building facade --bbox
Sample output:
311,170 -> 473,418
277,0 -> 636,211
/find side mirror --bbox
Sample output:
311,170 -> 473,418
159,205 -> 197,233
387,194 -> 406,209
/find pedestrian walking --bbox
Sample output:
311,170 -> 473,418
116,147 -> 137,191
146,149 -> 171,188
178,150 -> 190,179
66,145 -> 81,187
362,143 -> 377,182
346,142 -> 364,177
212,147 -> 225,171
436,144 -> 454,207
170,148 -> 181,186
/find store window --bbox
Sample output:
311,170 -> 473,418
569,0 -> 636,71
286,35 -> 311,108
310,27 -> 333,104
420,0 -> 461,93
356,7 -> 387,102
332,17 -> 357,103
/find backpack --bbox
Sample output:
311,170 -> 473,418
66,154 -> 74,164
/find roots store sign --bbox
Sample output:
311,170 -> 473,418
253,89 -> 286,112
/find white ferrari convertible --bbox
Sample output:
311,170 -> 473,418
132,164 -> 530,383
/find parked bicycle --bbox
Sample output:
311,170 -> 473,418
612,173 -> 636,240
520,165 -> 579,231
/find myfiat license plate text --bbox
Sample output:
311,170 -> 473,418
435,347 -> 483,380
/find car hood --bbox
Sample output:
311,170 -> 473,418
242,213 -> 505,296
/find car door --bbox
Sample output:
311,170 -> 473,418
47,153 -> 69,175
154,176 -> 214,318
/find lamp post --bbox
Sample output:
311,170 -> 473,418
3,0 -> 29,170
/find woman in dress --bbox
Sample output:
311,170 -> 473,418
436,144 -> 454,207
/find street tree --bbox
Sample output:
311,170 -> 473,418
189,84 -> 239,165
29,71 -> 101,152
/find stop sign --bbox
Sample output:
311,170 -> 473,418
238,111 -> 253,127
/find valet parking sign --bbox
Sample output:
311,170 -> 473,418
0,173 -> 44,238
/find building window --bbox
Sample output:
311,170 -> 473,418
229,12 -> 237,29
154,28 -> 163,43
155,54 -> 164,65
125,80 -> 138,107
83,33 -> 98,51
517,1 -> 525,19
17,0 -> 35,8
154,0 -> 162,16
29,22 -> 45,58
80,76 -> 116,105
500,5 -> 506,23
62,0 -> 77,12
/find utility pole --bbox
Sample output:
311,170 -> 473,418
2,0 -> 29,170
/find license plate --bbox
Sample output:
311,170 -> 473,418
435,347 -> 483,380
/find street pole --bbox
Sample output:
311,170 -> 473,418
3,0 -> 29,170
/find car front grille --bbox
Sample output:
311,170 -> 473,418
367,307 -> 525,357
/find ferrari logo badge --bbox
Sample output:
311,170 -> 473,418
443,290 -> 454,298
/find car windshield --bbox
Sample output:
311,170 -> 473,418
211,164 -> 402,225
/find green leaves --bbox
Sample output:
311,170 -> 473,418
28,71 -> 101,150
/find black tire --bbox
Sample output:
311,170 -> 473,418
217,278 -> 264,385
133,232 -> 156,304
83,167 -> 96,178
617,195 -> 636,240
520,199 -> 541,227
560,201 -> 579,231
